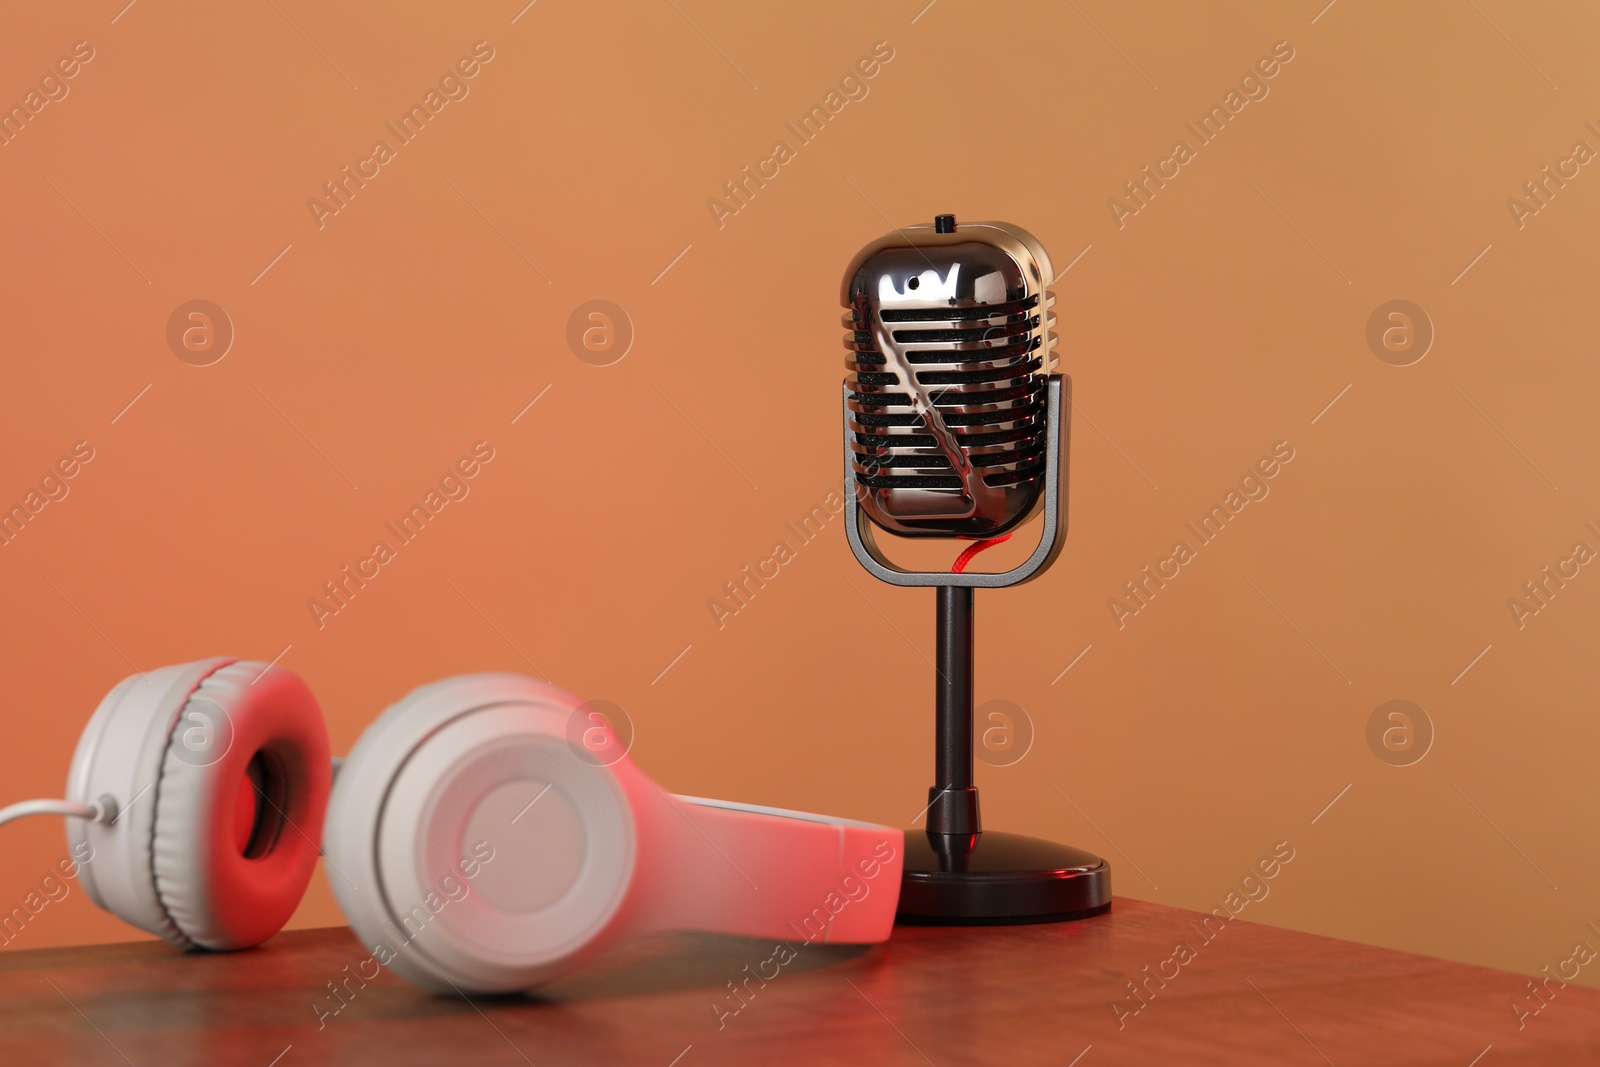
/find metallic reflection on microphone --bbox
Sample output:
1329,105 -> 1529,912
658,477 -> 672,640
842,217 -> 1058,542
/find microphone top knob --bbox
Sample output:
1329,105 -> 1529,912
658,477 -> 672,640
933,213 -> 957,234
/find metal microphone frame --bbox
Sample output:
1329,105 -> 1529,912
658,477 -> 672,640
841,374 -> 1111,924
844,376 -> 1069,592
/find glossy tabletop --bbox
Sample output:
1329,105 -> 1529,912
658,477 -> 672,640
1,897 -> 1594,1066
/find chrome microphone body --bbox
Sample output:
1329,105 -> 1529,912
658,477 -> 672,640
841,215 -> 1058,539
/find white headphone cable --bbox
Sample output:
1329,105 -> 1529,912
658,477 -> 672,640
0,796 -> 117,829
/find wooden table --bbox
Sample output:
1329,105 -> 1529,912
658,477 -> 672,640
2,898 -> 1595,1065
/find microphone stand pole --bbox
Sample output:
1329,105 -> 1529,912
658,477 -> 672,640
843,375 -> 1112,924
930,585 -> 978,841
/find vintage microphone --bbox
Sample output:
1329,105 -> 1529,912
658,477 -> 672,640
840,214 -> 1111,923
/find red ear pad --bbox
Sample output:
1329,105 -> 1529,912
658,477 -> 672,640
231,769 -> 259,855
150,662 -> 331,950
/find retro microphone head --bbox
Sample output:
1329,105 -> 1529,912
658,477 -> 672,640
842,215 -> 1058,539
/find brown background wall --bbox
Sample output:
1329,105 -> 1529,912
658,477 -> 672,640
2,0 -> 1597,988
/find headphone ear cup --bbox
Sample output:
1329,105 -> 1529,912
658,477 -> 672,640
149,662 -> 331,950
67,659 -> 330,951
325,674 -> 637,993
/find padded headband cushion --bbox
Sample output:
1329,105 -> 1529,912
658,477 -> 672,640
150,662 -> 330,950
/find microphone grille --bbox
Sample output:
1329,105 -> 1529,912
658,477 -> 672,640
841,218 -> 1058,538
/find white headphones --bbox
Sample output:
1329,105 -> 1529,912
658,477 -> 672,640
2,658 -> 903,993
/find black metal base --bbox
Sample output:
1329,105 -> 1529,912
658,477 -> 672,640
895,830 -> 1111,925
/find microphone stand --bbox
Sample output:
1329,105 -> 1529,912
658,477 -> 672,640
842,375 -> 1111,923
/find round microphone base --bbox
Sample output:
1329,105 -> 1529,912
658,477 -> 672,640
894,830 -> 1111,925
